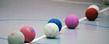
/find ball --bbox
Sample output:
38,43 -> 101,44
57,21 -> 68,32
48,18 -> 62,32
8,31 -> 25,44
85,8 -> 98,21
88,5 -> 99,12
65,15 -> 79,29
44,23 -> 59,39
20,26 -> 36,43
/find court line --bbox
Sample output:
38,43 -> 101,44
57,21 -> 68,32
99,7 -> 109,13
52,0 -> 100,5
79,17 -> 87,22
31,35 -> 46,43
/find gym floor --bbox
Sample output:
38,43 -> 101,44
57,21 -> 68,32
0,0 -> 109,44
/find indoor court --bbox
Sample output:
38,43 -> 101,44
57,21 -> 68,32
0,0 -> 109,44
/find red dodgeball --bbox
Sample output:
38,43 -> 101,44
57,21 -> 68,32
85,8 -> 98,21
20,26 -> 36,43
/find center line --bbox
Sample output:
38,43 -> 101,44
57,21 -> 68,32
31,35 -> 46,43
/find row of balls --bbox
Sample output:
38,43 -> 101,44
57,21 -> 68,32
44,5 -> 100,38
7,4 -> 99,44
8,26 -> 36,44
44,15 -> 79,38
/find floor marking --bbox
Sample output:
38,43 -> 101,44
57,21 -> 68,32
31,35 -> 46,43
61,26 -> 67,30
60,26 -> 67,33
99,7 -> 109,13
52,0 -> 100,5
79,17 -> 87,22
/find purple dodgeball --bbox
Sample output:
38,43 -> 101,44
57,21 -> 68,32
65,15 -> 79,29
